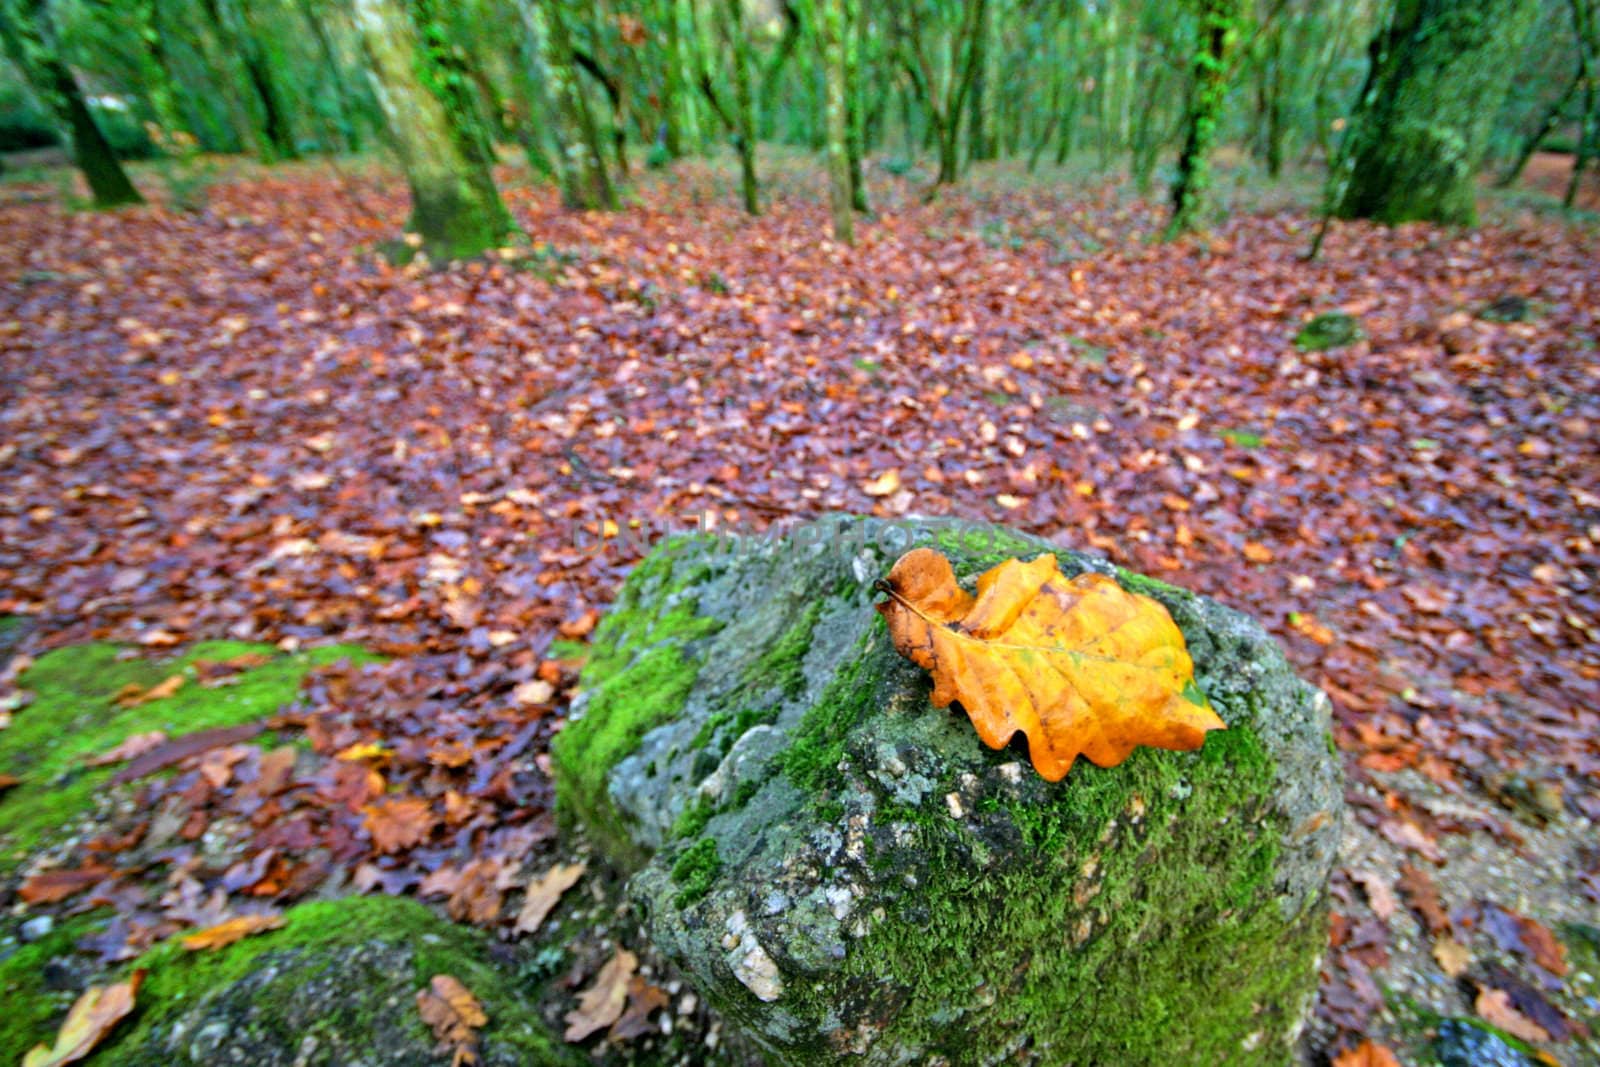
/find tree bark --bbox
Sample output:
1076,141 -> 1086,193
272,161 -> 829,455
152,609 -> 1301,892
818,0 -> 852,242
1336,0 -> 1540,226
348,0 -> 513,258
0,0 -> 144,208
1167,0 -> 1239,236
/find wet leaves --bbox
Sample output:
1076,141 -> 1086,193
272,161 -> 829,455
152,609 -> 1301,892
181,913 -> 286,951
563,948 -> 637,1042
417,974 -> 487,1066
515,861 -> 586,935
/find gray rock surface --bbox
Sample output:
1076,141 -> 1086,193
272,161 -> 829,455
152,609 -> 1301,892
554,516 -> 1343,1065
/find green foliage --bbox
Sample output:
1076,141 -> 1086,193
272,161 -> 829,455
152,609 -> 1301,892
669,836 -> 722,906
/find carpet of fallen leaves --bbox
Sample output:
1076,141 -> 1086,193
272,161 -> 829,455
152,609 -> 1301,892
1,156 -> 1597,1061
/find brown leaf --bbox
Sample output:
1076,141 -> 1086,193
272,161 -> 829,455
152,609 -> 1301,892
0,772 -> 21,794
22,970 -> 144,1067
515,862 -> 586,935
876,548 -> 1224,780
181,913 -> 285,951
1398,863 -> 1450,934
418,973 -> 486,1062
1518,916 -> 1568,977
363,796 -> 437,853
1331,1040 -> 1402,1067
564,949 -> 637,1042
609,975 -> 670,1041
113,673 -> 184,708
1432,936 -> 1472,978
86,731 -> 169,766
19,864 -> 112,904
111,722 -> 266,784
1349,869 -> 1396,920
1475,986 -> 1551,1044
446,859 -> 503,925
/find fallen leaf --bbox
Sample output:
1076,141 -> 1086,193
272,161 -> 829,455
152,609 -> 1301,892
1475,986 -> 1551,1044
19,865 -> 112,904
111,722 -> 266,784
1332,1040 -> 1401,1067
1432,936 -> 1472,977
1242,541 -> 1274,563
862,469 -> 901,496
22,971 -> 144,1067
515,862 -> 586,935
513,680 -> 555,707
1350,870 -> 1396,920
418,973 -> 486,1064
362,796 -> 437,853
1519,916 -> 1568,977
875,548 -> 1224,779
1398,863 -> 1450,934
564,949 -> 637,1042
86,731 -> 169,766
609,975 -> 670,1041
181,913 -> 285,951
113,674 -> 184,707
0,772 -> 21,793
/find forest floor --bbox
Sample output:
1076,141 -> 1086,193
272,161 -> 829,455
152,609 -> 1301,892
0,152 -> 1597,1065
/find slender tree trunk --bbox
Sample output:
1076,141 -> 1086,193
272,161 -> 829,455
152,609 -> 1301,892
721,0 -> 759,214
1167,0 -> 1239,236
347,0 -> 512,258
1336,0 -> 1540,225
846,0 -> 868,212
0,0 -> 144,207
818,0 -> 852,242
1566,0 -> 1599,207
661,0 -> 683,157
201,0 -> 297,160
1497,69 -> 1579,187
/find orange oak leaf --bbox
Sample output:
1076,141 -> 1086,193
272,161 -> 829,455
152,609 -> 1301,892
362,796 -> 437,853
417,974 -> 487,1065
181,913 -> 286,951
1331,1040 -> 1401,1067
22,970 -> 145,1067
515,861 -> 587,935
876,548 -> 1224,780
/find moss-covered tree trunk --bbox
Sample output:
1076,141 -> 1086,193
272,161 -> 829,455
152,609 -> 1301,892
846,0 -> 869,212
818,0 -> 852,242
720,0 -> 759,215
348,0 -> 513,259
1335,0 -> 1539,226
0,0 -> 144,208
1166,0 -> 1241,237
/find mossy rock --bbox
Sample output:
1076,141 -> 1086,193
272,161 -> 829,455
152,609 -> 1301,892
1293,311 -> 1363,351
0,639 -> 374,868
1,896 -> 577,1065
552,517 -> 1343,1065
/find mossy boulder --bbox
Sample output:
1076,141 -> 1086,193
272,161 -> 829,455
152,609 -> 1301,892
1,896 -> 576,1066
552,517 -> 1342,1065
1293,311 -> 1363,351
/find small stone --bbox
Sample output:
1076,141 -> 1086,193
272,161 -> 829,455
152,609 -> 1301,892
20,915 -> 54,942
945,792 -> 965,819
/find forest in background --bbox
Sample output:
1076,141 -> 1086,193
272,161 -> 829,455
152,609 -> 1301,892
0,0 -> 1597,249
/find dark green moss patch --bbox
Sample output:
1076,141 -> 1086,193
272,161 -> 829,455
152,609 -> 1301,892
1293,311 -> 1363,351
0,640 -> 374,868
670,837 -> 722,908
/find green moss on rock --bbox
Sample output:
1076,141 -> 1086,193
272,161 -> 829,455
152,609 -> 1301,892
0,640 -> 373,867
82,896 -> 576,1066
0,910 -> 113,1059
566,517 -> 1342,1065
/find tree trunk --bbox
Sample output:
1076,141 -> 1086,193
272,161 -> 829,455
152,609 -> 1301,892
348,0 -> 513,258
0,0 -> 144,208
1496,69 -> 1579,187
1167,0 -> 1239,237
818,0 -> 852,242
1336,0 -> 1540,226
721,0 -> 759,214
846,0 -> 868,212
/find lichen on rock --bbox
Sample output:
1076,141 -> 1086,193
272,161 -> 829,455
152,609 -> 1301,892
553,516 -> 1343,1065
